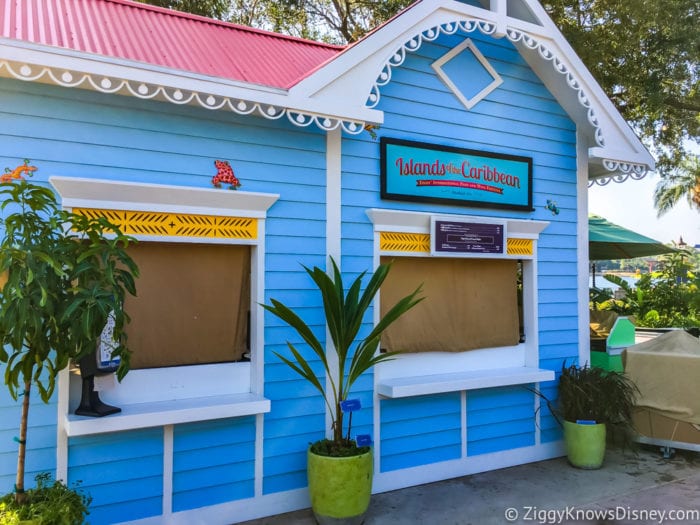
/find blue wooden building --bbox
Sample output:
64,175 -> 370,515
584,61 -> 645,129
0,0 -> 654,523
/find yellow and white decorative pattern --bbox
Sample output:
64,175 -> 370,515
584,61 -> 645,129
379,231 -> 534,257
506,238 -> 533,256
73,208 -> 257,240
380,232 -> 431,253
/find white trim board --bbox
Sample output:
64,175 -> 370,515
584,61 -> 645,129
50,176 -> 279,218
64,393 -> 270,437
116,442 -> 565,524
377,367 -> 554,398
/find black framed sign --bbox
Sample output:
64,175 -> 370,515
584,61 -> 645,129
380,137 -> 533,211
432,219 -> 505,255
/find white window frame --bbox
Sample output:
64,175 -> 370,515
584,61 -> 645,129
50,176 -> 279,436
367,208 -> 554,398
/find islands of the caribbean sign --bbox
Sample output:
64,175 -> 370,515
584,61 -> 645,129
380,137 -> 533,211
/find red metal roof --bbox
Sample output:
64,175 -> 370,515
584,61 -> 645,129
0,0 -> 344,89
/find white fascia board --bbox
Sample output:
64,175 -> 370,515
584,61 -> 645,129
0,39 -> 383,125
50,176 -> 279,218
588,147 -> 656,168
0,38 -> 286,98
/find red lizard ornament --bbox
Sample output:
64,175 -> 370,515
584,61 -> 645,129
1,159 -> 37,183
211,160 -> 241,190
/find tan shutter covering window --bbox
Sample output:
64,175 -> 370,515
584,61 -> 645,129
124,243 -> 250,369
380,256 -> 519,353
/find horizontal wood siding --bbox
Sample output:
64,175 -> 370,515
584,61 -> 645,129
466,387 -> 535,456
379,394 -> 461,471
68,428 -> 164,524
172,417 -> 255,511
0,386 -> 56,493
262,154 -> 327,495
0,76 -> 329,507
342,29 -> 578,470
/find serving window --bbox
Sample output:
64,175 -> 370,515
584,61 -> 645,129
369,209 -> 552,398
380,256 -> 520,353
51,176 -> 278,436
125,242 -> 251,369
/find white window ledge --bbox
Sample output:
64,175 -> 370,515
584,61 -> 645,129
377,367 -> 555,398
64,393 -> 270,437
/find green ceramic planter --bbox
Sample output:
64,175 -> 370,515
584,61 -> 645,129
307,448 -> 373,525
564,420 -> 607,469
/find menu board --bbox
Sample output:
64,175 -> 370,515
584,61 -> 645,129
433,220 -> 505,255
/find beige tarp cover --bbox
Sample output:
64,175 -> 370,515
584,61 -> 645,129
623,331 -> 700,424
380,257 -> 519,353
589,310 -> 636,339
589,310 -> 620,339
125,242 -> 250,369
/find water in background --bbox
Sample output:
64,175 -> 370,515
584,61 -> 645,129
590,273 -> 640,290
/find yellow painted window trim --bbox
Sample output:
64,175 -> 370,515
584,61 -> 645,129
74,207 -> 258,240
378,231 -> 534,256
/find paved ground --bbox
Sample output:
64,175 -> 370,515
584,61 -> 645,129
239,444 -> 700,524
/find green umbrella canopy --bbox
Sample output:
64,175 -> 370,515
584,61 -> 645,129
589,215 -> 677,260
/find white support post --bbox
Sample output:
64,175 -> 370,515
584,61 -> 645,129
577,131 -> 591,366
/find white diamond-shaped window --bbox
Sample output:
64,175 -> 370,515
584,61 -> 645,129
431,38 -> 503,110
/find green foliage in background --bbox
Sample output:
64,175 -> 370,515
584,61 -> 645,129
593,249 -> 700,328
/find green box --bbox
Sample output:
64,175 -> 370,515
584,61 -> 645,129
590,350 -> 623,372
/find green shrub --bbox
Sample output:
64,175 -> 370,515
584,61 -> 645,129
0,473 -> 91,525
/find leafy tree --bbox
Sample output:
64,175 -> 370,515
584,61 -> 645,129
227,1 -> 326,41
136,0 -> 231,19
543,0 -> 699,208
653,156 -> 700,216
0,178 -> 138,503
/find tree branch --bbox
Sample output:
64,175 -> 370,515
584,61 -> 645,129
664,97 -> 700,113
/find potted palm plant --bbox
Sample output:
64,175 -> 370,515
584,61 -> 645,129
536,363 -> 638,469
263,258 -> 422,524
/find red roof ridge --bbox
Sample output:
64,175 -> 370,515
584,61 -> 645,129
103,0 -> 345,51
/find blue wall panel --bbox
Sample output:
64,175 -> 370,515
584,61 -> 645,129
379,394 -> 461,471
0,373 -> 57,494
1,14 -> 584,516
172,417 -> 255,512
0,74 -> 330,505
343,28 -> 578,471
467,387 -> 536,456
68,428 -> 163,524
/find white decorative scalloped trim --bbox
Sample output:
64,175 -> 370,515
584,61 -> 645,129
588,160 -> 648,186
367,20 -> 606,148
0,60 -> 366,135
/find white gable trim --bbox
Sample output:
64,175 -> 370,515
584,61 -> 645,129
0,0 -> 654,179
291,0 -> 654,179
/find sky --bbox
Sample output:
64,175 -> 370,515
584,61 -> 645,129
588,173 -> 699,248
